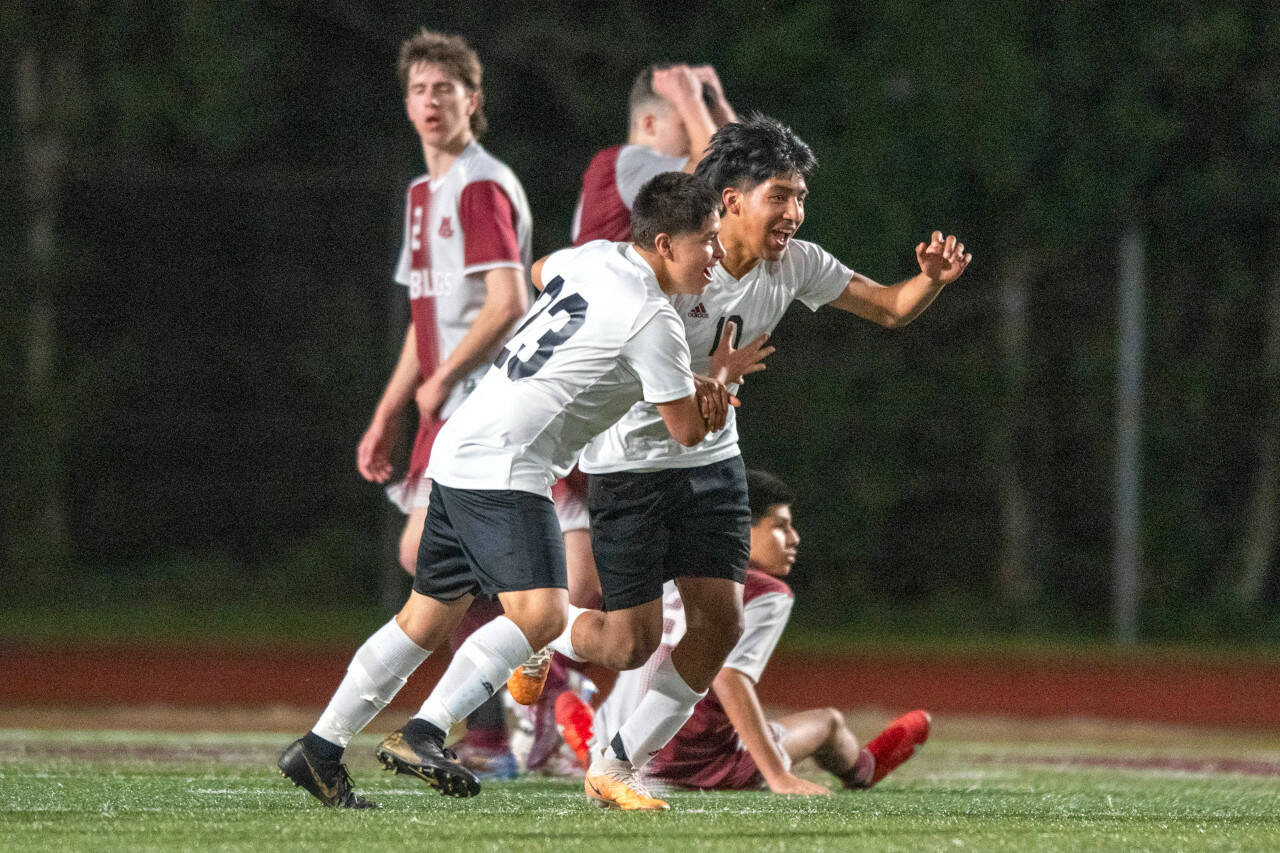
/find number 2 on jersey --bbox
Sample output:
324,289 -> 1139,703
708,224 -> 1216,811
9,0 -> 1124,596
492,275 -> 588,379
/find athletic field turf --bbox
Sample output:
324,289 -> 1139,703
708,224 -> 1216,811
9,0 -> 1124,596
3,713 -> 1278,852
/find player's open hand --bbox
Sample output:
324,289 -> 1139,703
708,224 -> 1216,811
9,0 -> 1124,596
356,417 -> 397,483
915,231 -> 971,286
709,321 -> 774,386
767,773 -> 832,797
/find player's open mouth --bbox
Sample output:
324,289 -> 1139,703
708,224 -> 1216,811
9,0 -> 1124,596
702,266 -> 713,282
769,230 -> 793,250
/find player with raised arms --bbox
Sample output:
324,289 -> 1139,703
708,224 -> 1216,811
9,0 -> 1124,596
517,113 -> 972,810
573,62 -> 737,244
277,171 -> 765,808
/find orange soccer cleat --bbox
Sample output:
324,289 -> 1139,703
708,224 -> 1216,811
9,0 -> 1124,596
554,690 -> 595,770
584,756 -> 669,811
860,709 -> 931,787
507,647 -> 554,705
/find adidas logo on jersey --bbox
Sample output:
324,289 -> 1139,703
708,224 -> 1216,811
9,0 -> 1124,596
688,303 -> 709,319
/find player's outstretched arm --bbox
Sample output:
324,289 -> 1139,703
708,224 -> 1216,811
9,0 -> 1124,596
357,323 -> 419,483
714,666 -> 832,796
828,231 -> 972,328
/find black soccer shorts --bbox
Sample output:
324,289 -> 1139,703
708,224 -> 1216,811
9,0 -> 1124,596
413,483 -> 567,601
587,455 -> 751,611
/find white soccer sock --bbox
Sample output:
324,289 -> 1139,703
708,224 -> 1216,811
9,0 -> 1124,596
609,653 -> 706,769
416,615 -> 533,734
312,618 -> 430,748
546,604 -> 589,662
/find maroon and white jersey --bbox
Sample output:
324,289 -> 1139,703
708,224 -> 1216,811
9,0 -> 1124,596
570,145 -> 687,245
394,140 -> 533,421
592,568 -> 794,788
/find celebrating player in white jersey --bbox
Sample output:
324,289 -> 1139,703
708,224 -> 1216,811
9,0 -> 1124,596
515,62 -> 739,738
520,114 -> 971,811
278,172 -> 762,809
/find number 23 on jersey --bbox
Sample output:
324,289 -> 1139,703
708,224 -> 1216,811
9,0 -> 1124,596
492,276 -> 589,380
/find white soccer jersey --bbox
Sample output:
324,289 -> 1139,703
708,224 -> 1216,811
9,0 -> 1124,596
393,140 -> 533,419
592,573 -> 794,755
579,238 -> 854,473
427,241 -> 696,495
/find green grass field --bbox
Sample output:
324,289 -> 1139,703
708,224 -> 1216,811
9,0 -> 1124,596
3,715 -> 1278,852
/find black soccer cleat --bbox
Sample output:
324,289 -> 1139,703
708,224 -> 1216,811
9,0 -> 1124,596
278,738 -> 378,809
374,728 -> 482,798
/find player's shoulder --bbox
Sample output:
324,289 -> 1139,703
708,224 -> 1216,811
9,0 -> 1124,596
406,172 -> 431,193
458,141 -> 524,188
774,237 -> 829,269
744,568 -> 794,603
587,144 -> 625,167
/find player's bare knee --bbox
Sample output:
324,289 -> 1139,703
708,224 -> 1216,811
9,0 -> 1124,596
821,707 -> 844,735
685,606 -> 743,658
613,626 -> 661,670
504,608 -> 566,651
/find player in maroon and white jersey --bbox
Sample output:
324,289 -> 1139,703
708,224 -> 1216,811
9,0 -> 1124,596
563,471 -> 931,795
571,63 -> 737,245
352,30 -> 531,779
358,30 -> 532,572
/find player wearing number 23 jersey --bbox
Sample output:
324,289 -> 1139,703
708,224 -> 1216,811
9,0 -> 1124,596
427,241 -> 696,497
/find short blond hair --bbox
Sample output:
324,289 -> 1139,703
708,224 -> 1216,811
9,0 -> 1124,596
397,29 -> 487,138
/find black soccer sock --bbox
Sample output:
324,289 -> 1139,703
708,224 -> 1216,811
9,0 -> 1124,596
609,732 -> 629,762
302,731 -> 344,763
403,717 -> 447,746
467,692 -> 506,730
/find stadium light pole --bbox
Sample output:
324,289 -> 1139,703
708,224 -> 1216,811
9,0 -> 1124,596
1112,226 -> 1144,645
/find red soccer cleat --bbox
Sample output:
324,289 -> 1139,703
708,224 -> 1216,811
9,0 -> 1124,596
554,690 -> 595,770
862,709 -> 931,787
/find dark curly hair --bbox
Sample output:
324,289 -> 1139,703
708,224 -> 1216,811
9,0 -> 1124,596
693,113 -> 816,193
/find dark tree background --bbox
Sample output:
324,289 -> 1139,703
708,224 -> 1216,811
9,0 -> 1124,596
4,1 -> 1277,643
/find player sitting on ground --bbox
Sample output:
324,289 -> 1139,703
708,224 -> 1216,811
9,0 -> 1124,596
277,171 -> 765,809
557,469 -> 930,794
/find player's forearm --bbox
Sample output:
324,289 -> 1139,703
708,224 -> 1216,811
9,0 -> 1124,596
431,270 -> 529,386
372,324 -> 421,422
714,668 -> 791,782
672,97 -> 718,167
656,395 -> 710,446
830,271 -> 947,329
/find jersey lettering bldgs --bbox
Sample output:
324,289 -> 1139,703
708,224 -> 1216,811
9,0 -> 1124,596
426,241 -> 696,497
578,238 -> 856,474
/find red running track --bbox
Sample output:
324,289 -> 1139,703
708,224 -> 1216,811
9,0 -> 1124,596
3,644 -> 1277,731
